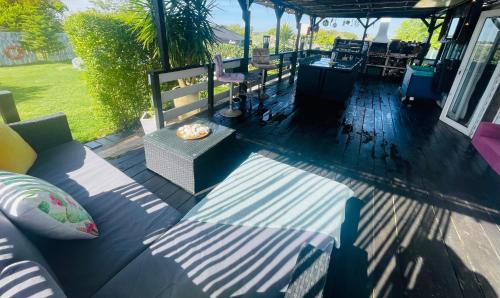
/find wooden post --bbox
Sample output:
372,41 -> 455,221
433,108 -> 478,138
360,18 -> 369,44
435,12 -> 452,64
290,11 -> 302,83
151,0 -> 170,71
207,63 -> 215,116
309,16 -> 317,50
289,51 -> 297,83
238,0 -> 252,73
294,12 -> 303,53
417,15 -> 437,65
0,91 -> 20,124
274,6 -> 284,55
149,72 -> 165,129
278,53 -> 284,83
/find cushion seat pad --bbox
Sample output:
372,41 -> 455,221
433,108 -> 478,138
96,153 -> 353,297
27,141 -> 182,297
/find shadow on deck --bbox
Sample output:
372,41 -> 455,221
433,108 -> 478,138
93,78 -> 500,298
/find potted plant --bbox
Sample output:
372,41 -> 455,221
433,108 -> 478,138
139,110 -> 157,135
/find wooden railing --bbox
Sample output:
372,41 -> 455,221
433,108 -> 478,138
148,50 -> 308,130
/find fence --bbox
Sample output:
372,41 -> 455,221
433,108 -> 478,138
148,51 -> 305,130
0,32 -> 75,66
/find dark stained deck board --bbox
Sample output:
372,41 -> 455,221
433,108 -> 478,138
100,78 -> 500,298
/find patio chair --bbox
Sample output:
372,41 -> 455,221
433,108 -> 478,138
214,54 -> 246,118
251,48 -> 276,100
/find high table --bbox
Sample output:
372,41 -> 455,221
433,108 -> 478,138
295,58 -> 361,106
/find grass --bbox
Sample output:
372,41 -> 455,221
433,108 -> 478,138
0,62 -> 115,142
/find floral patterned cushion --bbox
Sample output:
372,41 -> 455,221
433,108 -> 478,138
0,171 -> 98,240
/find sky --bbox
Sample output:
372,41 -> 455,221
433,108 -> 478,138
61,0 -> 406,38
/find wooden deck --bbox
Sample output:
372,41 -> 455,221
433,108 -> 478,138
96,78 -> 500,298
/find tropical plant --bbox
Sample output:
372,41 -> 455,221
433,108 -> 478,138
0,0 -> 66,60
126,0 -> 216,75
394,19 -> 442,50
266,23 -> 296,52
64,12 -> 152,129
125,0 -> 217,114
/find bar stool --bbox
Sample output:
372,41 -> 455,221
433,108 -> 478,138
214,54 -> 245,118
251,48 -> 275,101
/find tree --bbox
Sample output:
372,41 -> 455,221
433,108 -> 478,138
313,29 -> 358,49
210,43 -> 243,59
266,23 -> 296,52
0,0 -> 66,60
0,0 -> 24,31
394,19 -> 442,49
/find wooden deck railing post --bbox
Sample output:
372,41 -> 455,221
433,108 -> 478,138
149,72 -> 165,130
289,51 -> 298,83
278,53 -> 284,83
207,63 -> 215,116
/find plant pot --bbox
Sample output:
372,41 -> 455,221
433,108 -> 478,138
140,112 -> 157,135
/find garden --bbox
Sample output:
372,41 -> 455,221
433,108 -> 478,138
0,0 -> 439,142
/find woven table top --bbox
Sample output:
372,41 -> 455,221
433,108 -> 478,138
144,118 -> 235,159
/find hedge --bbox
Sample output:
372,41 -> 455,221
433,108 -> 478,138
64,12 -> 153,129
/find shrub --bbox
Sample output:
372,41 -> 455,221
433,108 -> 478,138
64,12 -> 153,129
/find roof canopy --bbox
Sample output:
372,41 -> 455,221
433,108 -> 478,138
255,0 -> 467,18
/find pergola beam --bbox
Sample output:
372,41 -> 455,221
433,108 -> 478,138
357,17 -> 379,43
253,0 -> 445,19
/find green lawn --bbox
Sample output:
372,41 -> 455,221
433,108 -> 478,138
0,62 -> 114,142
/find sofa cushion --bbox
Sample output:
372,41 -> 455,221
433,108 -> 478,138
0,260 -> 66,298
0,171 -> 98,240
0,123 -> 37,174
27,141 -> 182,297
94,220 -> 333,298
0,212 -> 53,275
472,136 -> 500,174
481,136 -> 500,155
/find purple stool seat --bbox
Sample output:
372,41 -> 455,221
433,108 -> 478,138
214,54 -> 247,117
217,72 -> 245,84
472,122 -> 500,174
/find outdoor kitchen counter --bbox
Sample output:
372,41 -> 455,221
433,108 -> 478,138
295,58 -> 361,105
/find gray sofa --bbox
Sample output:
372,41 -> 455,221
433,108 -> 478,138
2,113 -> 182,297
2,113 -> 336,298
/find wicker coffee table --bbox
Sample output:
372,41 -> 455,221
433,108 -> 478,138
144,118 -> 236,194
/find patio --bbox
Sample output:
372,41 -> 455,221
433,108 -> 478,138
91,77 -> 500,297
1,0 -> 499,296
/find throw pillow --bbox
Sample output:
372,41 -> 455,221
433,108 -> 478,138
0,171 -> 98,240
0,123 -> 37,174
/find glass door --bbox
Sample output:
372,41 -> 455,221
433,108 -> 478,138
440,10 -> 500,136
